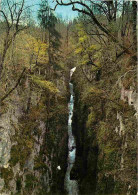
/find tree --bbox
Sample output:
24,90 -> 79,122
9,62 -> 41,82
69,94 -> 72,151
53,0 -> 135,54
54,1 -> 117,35
71,21 -> 102,82
0,0 -> 30,79
38,0 -> 61,75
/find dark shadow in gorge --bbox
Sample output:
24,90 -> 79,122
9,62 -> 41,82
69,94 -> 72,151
70,78 -> 99,195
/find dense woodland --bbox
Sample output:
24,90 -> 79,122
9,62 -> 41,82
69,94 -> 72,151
0,0 -> 137,195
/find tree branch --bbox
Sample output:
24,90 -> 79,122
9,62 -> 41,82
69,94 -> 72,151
54,0 -> 132,53
55,0 -> 110,35
0,68 -> 26,103
16,0 -> 25,31
0,10 -> 10,29
7,0 -> 14,26
81,66 -> 92,83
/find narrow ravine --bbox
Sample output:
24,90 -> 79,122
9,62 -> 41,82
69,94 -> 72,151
64,67 -> 78,195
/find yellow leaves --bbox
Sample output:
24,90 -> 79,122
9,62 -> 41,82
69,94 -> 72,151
33,40 -> 48,56
77,23 -> 87,37
73,22 -> 103,69
75,47 -> 83,54
87,86 -> 103,96
74,25 -> 102,68
24,34 -> 48,64
74,23 -> 90,64
75,23 -> 89,45
33,40 -> 48,64
80,54 -> 89,65
79,35 -> 87,43
89,44 -> 100,51
81,59 -> 89,66
15,32 -> 48,69
31,75 -> 59,94
24,34 -> 36,49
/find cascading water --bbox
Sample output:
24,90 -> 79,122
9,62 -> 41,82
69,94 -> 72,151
64,67 -> 78,195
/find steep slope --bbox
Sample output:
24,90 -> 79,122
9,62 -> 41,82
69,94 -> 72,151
71,53 -> 137,195
0,70 -> 69,195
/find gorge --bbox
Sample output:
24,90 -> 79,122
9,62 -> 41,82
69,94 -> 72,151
64,67 -> 78,195
0,0 -> 137,195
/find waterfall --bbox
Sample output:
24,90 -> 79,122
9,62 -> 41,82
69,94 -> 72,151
64,67 -> 78,195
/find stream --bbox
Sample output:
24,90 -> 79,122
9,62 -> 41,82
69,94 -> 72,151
64,67 -> 78,195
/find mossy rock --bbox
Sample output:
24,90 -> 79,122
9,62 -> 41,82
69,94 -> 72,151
25,173 -> 37,190
86,108 -> 97,129
34,156 -> 48,171
16,175 -> 22,192
1,167 -> 14,187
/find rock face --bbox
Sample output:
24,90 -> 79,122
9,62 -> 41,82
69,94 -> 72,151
71,55 -> 137,195
0,73 -> 68,195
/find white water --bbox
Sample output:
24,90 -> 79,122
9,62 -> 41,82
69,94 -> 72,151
64,67 -> 78,195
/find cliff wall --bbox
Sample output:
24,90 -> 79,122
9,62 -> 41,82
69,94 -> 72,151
71,53 -> 137,195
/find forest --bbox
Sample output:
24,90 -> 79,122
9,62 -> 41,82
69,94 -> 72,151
0,0 -> 137,195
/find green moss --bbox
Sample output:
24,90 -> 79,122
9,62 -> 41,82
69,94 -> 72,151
25,173 -> 37,190
10,137 -> 33,168
97,122 -> 108,149
1,167 -> 14,187
10,111 -> 38,169
16,175 -> 22,192
34,156 -> 48,171
83,86 -> 103,102
10,145 -> 20,166
86,108 -> 96,129
31,75 -> 59,93
14,193 -> 21,195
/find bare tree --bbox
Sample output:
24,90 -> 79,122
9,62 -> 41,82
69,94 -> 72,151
0,0 -> 29,79
53,0 -> 133,53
